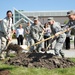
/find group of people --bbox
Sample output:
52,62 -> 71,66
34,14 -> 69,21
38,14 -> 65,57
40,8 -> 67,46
24,16 -> 65,57
0,10 -> 75,59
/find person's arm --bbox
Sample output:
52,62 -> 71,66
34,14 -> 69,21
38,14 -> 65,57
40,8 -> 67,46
16,29 -> 18,38
63,21 -> 71,30
25,27 -> 30,34
1,20 -> 8,38
23,28 -> 24,38
11,24 -> 15,33
55,23 -> 62,33
54,23 -> 63,37
31,27 -> 39,42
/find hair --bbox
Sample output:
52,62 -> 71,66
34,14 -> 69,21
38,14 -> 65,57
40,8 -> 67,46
44,23 -> 48,28
6,10 -> 12,14
19,24 -> 22,27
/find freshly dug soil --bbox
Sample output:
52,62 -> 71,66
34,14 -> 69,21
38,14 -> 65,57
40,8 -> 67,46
5,53 -> 75,69
0,70 -> 10,75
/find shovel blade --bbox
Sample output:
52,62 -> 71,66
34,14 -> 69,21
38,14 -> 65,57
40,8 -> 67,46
20,45 -> 29,51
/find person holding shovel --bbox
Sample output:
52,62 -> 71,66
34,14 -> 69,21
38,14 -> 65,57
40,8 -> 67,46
31,16 -> 45,52
25,21 -> 35,51
0,10 -> 14,59
48,17 -> 66,58
65,10 -> 75,49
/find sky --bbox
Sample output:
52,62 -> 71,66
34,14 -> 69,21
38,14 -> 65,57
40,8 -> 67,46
0,0 -> 75,19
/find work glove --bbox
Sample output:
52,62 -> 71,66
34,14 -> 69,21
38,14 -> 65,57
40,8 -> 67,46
34,39 -> 39,43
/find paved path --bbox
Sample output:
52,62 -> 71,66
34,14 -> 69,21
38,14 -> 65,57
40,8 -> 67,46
47,49 -> 75,58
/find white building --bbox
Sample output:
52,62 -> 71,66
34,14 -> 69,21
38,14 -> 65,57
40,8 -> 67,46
13,8 -> 69,27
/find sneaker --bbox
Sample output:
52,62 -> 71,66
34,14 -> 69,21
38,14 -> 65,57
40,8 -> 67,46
59,50 -> 65,58
32,50 -> 38,53
0,54 -> 5,60
41,48 -> 46,52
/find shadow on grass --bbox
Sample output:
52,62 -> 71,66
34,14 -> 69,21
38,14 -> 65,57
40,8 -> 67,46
0,67 -> 15,71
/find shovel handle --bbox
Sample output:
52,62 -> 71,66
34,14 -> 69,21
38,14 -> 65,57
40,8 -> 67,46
25,27 -> 72,50
29,27 -> 72,47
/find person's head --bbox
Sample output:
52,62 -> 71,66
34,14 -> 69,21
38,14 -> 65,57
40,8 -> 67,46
67,10 -> 75,20
19,24 -> 22,29
48,17 -> 55,25
33,17 -> 39,25
44,23 -> 48,28
6,10 -> 12,19
27,21 -> 30,26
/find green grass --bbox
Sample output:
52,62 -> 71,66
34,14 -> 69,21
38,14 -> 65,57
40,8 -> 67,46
0,58 -> 75,75
69,58 -> 75,62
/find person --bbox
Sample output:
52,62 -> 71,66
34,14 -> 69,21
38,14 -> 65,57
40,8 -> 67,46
16,24 -> 24,45
64,10 -> 75,49
44,23 -> 51,49
25,21 -> 34,51
65,33 -> 70,50
0,10 -> 14,59
48,17 -> 66,58
31,17 -> 45,52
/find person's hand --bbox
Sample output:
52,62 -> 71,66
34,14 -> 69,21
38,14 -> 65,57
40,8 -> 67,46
34,39 -> 39,43
67,28 -> 70,31
25,31 -> 29,34
13,30 -> 16,34
8,37 -> 12,41
11,30 -> 15,34
42,30 -> 45,34
55,32 -> 61,37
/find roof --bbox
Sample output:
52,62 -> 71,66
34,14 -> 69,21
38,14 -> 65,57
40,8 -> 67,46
14,18 -> 27,27
19,10 -> 68,16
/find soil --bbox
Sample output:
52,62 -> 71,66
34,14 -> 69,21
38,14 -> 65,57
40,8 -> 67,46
3,43 -> 23,57
5,52 -> 75,69
0,70 -> 10,75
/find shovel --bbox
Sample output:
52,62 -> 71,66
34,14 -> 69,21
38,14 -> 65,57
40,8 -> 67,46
21,26 -> 73,51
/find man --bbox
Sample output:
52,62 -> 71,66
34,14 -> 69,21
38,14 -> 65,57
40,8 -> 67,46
48,17 -> 66,58
65,10 -> 75,49
25,21 -> 34,51
0,10 -> 14,59
31,17 -> 45,52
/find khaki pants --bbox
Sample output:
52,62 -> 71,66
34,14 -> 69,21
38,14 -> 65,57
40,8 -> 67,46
54,33 -> 66,56
27,38 -> 35,51
0,33 -> 6,53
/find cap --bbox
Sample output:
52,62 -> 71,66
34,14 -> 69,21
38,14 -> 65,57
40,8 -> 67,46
48,17 -> 54,22
67,10 -> 75,16
34,16 -> 38,20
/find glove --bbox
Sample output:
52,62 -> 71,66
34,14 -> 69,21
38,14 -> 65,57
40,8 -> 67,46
34,39 -> 39,43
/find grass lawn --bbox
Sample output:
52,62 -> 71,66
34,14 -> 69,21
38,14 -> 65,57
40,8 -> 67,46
0,58 -> 75,75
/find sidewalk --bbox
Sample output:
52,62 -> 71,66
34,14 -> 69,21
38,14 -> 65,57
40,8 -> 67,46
47,49 -> 75,58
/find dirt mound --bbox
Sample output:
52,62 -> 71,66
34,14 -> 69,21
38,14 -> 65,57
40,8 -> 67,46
0,70 -> 10,75
5,53 -> 75,69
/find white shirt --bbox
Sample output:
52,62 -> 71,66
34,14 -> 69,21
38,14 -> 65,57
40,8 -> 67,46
16,28 -> 24,38
1,17 -> 14,39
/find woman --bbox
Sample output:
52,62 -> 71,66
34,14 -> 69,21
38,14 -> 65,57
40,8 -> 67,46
44,23 -> 51,49
16,24 -> 24,45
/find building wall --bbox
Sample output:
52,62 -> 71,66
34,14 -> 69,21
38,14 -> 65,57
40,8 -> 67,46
14,9 -> 69,27
28,16 -> 68,24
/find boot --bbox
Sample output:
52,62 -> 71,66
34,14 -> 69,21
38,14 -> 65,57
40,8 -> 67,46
0,53 -> 5,60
